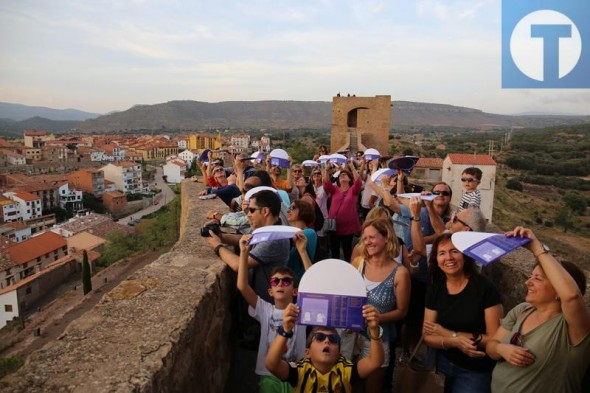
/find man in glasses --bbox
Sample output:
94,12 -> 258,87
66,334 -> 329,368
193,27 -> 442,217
236,235 -> 306,392
266,303 -> 384,392
207,189 -> 290,303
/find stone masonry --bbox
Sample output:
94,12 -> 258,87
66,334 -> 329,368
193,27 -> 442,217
330,95 -> 391,155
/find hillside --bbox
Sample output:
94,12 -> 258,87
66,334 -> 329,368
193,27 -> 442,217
74,100 -> 590,132
0,102 -> 100,122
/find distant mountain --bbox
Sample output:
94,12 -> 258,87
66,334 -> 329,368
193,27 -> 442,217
75,100 -> 590,132
0,102 -> 101,122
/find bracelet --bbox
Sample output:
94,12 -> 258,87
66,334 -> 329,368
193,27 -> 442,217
214,244 -> 224,257
277,326 -> 293,339
533,250 -> 549,259
368,325 -> 383,340
409,261 -> 419,269
441,338 -> 446,350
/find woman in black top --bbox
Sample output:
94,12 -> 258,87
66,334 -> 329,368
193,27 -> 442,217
423,233 -> 503,393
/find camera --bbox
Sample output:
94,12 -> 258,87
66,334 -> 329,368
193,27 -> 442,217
200,221 -> 222,237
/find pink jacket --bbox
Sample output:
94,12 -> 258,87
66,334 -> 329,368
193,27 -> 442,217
324,177 -> 362,235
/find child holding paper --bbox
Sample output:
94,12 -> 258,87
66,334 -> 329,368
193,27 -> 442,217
237,234 -> 306,393
265,303 -> 384,392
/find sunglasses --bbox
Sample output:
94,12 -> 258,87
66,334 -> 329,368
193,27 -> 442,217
452,214 -> 472,230
432,190 -> 451,196
287,204 -> 297,211
269,277 -> 293,287
510,331 -> 523,347
246,206 -> 262,214
292,169 -> 302,173
461,178 -> 478,183
312,332 -> 341,345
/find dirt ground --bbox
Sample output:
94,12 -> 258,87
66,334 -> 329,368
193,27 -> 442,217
0,250 -> 163,359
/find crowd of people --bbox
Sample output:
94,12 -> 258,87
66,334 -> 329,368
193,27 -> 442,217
199,146 -> 589,393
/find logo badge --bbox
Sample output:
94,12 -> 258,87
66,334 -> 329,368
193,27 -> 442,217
502,0 -> 590,88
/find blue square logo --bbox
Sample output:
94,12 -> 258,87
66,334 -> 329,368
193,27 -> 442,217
502,0 -> 590,88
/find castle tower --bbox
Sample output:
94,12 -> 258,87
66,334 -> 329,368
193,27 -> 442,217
330,95 -> 391,155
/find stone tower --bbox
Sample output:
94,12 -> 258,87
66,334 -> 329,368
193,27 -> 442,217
330,95 -> 391,155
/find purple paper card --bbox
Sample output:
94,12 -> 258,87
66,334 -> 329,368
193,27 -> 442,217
297,292 -> 367,330
463,235 -> 531,265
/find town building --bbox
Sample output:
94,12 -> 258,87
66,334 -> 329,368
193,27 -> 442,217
102,191 -> 127,215
441,154 -> 497,222
0,222 -> 31,243
0,149 -> 26,166
3,192 -> 42,221
163,159 -> 187,184
23,130 -> 55,149
0,198 -> 21,223
412,157 -> 444,183
67,169 -> 105,198
101,162 -> 143,194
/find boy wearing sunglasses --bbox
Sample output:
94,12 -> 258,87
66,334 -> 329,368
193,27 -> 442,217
459,167 -> 482,212
237,235 -> 306,393
266,303 -> 384,392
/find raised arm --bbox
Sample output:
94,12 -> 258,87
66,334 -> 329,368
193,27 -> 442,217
357,305 -> 385,378
293,231 -> 313,271
265,303 -> 299,380
409,196 -> 426,258
236,234 -> 258,308
507,226 -> 590,344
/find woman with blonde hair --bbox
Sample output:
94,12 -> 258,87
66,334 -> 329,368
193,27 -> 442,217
351,218 -> 411,393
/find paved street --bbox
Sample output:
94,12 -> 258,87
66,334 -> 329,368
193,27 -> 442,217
118,167 -> 176,226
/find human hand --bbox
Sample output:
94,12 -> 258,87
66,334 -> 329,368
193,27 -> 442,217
239,234 -> 252,253
505,226 -> 540,252
422,320 -> 448,337
283,303 -> 299,332
497,343 -> 536,367
198,190 -> 207,196
206,210 -> 218,220
293,231 -> 307,251
362,304 -> 381,328
453,336 -> 486,358
409,196 -> 422,217
207,232 -> 222,248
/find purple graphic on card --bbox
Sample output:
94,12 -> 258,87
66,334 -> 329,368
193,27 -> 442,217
297,293 -> 366,330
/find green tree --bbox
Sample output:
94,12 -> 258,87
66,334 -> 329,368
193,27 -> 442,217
555,208 -> 575,233
506,178 -> 523,192
82,250 -> 92,295
563,191 -> 587,215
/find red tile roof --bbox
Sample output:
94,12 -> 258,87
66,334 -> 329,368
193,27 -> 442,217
416,157 -> 443,168
446,154 -> 496,166
13,192 -> 41,202
24,130 -> 48,136
4,231 -> 67,265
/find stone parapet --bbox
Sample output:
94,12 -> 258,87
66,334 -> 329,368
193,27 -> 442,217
0,181 -> 232,393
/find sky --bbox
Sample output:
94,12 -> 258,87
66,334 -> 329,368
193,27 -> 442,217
1,0 -> 588,115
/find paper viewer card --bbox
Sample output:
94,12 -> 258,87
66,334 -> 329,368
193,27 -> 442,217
296,259 -> 367,330
452,232 -> 531,266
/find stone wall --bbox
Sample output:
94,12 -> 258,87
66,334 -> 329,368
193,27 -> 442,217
1,180 -> 588,392
0,181 -> 234,393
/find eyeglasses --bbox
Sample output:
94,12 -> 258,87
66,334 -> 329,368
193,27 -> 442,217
269,277 -> 293,287
287,204 -> 297,211
247,206 -> 262,214
312,332 -> 341,345
432,190 -> 451,196
461,178 -> 478,183
510,331 -> 523,347
292,169 -> 302,173
312,172 -> 322,176
452,214 -> 472,230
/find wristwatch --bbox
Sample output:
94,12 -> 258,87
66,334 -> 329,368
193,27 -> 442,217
368,325 -> 384,340
451,331 -> 459,338
277,326 -> 293,339
411,216 -> 421,222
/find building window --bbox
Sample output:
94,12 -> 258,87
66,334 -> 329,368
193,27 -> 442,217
4,305 -> 13,312
25,287 -> 32,295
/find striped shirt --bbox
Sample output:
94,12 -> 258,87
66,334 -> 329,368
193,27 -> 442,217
459,190 -> 481,211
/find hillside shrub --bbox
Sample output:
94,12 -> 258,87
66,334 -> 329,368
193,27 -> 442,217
506,179 -> 523,191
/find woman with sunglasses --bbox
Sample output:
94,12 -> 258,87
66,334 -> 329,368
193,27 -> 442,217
487,227 -> 590,393
423,233 -> 503,393
351,217 -> 411,393
286,199 -> 318,279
